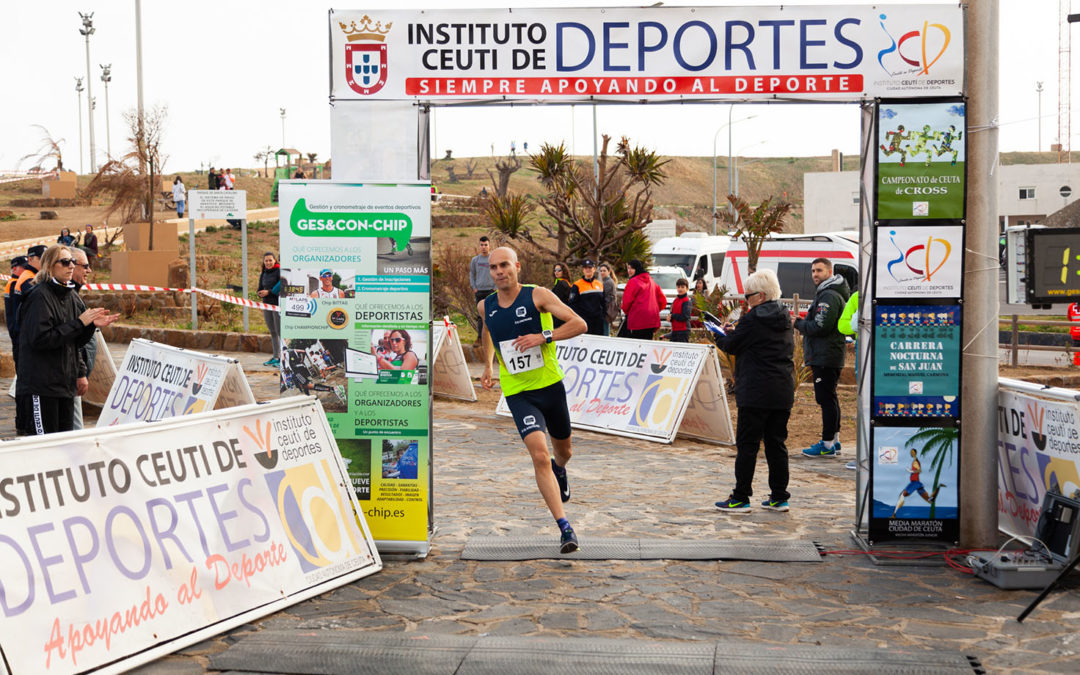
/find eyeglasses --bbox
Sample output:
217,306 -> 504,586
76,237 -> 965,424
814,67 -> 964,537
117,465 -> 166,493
320,273 -> 333,278
75,263 -> 91,269
744,291 -> 761,300
389,337 -> 404,343
56,259 -> 76,267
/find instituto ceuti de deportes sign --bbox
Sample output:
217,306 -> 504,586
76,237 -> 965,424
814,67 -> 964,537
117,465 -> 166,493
330,5 -> 963,102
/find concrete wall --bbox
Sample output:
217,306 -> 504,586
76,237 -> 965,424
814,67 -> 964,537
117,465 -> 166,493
803,172 -> 860,233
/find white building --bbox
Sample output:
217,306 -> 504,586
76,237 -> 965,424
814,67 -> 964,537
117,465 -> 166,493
803,163 -> 1080,233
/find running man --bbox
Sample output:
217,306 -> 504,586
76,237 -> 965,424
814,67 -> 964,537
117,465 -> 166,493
890,448 -> 944,518
480,247 -> 587,553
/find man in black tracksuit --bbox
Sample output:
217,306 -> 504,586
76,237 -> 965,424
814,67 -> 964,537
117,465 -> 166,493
567,259 -> 607,336
794,257 -> 850,457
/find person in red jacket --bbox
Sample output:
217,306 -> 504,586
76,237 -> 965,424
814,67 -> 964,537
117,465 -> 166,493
668,278 -> 692,342
621,259 -> 667,340
1069,302 -> 1080,344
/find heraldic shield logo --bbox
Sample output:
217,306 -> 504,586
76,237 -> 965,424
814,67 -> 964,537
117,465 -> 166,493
341,15 -> 391,96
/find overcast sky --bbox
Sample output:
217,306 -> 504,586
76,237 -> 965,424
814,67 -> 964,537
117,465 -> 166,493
0,1 -> 1064,173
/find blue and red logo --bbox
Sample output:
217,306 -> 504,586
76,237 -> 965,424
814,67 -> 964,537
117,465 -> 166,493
876,13 -> 952,78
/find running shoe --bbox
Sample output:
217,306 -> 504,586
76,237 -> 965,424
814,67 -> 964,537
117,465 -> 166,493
845,460 -> 857,470
559,527 -> 579,554
761,498 -> 790,512
715,497 -> 752,514
263,357 -> 280,367
552,458 -> 570,503
802,440 -> 840,457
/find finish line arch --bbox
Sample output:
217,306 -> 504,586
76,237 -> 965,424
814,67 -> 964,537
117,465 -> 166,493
318,5 -> 970,552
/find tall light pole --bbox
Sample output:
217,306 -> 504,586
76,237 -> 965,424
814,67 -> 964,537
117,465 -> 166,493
710,107 -> 756,235
75,77 -> 84,174
100,64 -> 112,159
280,108 -> 287,147
733,141 -> 767,198
1036,81 -> 1044,152
79,12 -> 97,172
135,0 -> 146,173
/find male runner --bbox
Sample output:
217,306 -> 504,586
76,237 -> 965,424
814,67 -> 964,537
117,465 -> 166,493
480,246 -> 587,553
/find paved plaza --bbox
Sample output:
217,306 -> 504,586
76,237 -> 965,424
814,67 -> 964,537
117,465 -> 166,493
0,336 -> 1076,673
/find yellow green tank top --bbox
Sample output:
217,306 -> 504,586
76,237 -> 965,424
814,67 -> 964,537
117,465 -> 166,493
483,285 -> 563,396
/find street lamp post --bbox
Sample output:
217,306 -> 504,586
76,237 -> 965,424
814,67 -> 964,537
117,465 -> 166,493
733,141 -> 767,198
710,105 -> 756,235
79,12 -> 96,172
75,77 -> 84,174
280,108 -> 287,147
100,64 -> 112,159
1036,81 -> 1044,152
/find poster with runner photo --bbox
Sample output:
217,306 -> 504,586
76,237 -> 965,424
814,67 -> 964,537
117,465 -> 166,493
870,423 -> 960,542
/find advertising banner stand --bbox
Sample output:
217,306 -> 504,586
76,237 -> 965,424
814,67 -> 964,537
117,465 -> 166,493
432,318 -> 476,402
83,331 -> 117,407
96,339 -> 255,427
852,98 -> 967,553
278,181 -> 434,557
0,397 -> 381,675
496,335 -> 733,445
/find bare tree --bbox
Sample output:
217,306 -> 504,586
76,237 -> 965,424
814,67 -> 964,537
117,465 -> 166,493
486,154 -> 521,197
464,158 -> 478,179
19,125 -> 65,172
83,105 -> 169,248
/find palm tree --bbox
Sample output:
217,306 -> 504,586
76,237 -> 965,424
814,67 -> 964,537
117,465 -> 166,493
907,426 -> 958,519
718,195 -> 793,273
19,125 -> 65,172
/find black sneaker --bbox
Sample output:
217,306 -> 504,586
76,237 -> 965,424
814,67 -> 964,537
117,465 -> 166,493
560,527 -> 579,554
552,458 -> 570,503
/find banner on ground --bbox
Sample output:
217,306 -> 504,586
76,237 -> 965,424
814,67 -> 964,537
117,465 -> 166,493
432,319 -> 476,402
96,339 -> 255,427
83,331 -> 117,407
497,334 -> 733,444
0,397 -> 381,675
330,6 -> 963,102
278,181 -> 434,556
998,380 -> 1080,539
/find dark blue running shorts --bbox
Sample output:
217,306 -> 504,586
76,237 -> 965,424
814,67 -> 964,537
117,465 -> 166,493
504,380 -> 572,440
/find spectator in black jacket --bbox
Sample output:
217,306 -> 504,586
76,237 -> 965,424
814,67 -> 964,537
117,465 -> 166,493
567,259 -> 606,335
793,257 -> 851,458
15,245 -> 118,435
711,268 -> 795,514
551,262 -> 572,328
257,252 -> 282,367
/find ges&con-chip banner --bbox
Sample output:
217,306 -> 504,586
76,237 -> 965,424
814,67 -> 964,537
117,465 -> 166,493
278,181 -> 433,555
0,397 -> 380,675
497,334 -> 733,444
331,5 -> 963,102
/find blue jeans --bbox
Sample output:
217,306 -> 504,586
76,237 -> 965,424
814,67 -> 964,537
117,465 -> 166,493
175,200 -> 185,218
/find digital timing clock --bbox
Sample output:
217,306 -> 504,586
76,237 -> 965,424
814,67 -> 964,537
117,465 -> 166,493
1025,227 -> 1080,304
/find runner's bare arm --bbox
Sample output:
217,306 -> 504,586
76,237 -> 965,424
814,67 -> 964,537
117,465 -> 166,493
479,298 -> 497,390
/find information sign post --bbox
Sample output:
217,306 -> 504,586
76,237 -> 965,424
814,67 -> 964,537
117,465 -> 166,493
188,190 -> 247,329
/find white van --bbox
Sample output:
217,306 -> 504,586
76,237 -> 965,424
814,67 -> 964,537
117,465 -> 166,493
718,232 -> 860,299
650,233 -> 731,294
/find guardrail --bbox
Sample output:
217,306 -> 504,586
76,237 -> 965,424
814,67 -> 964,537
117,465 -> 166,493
1000,316 -> 1075,367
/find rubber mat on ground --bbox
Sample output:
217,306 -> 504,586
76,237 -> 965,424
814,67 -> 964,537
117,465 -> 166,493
459,536 -> 822,562
210,632 -> 981,674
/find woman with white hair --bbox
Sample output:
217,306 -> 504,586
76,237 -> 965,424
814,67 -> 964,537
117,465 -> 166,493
710,268 -> 795,514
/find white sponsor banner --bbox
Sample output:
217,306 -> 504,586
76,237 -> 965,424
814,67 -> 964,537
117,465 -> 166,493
998,380 -> 1080,539
498,335 -> 733,444
189,190 -> 246,220
83,331 -> 117,407
97,339 -> 255,427
0,397 -> 381,675
875,225 -> 964,298
433,319 -> 476,402
330,6 -> 963,102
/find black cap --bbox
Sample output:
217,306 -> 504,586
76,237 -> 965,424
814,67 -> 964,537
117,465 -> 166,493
11,256 -> 28,268
582,259 -> 595,267
27,245 -> 46,258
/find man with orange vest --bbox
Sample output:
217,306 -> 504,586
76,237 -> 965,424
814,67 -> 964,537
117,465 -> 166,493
669,278 -> 693,342
567,259 -> 606,336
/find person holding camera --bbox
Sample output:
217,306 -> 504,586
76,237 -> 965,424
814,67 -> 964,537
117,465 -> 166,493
709,268 -> 795,514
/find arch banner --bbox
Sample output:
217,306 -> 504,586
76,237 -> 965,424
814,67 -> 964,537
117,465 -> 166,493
330,5 -> 963,103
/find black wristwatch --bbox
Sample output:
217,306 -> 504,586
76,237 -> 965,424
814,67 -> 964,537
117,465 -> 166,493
542,329 -> 553,344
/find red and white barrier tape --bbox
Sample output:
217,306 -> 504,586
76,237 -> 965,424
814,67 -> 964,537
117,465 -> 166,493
0,171 -> 57,185
0,274 -> 281,312
0,237 -> 56,259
